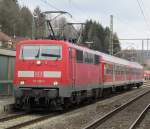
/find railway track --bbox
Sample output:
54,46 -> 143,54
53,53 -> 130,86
129,103 -> 150,129
83,89 -> 150,129
0,112 -> 28,122
0,85 -> 149,129
0,112 -> 58,129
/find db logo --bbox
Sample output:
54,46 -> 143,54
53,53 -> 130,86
34,71 -> 43,77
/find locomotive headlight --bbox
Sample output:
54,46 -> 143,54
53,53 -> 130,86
53,81 -> 58,86
20,81 -> 25,85
36,60 -> 41,65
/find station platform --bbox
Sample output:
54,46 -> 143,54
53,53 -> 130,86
0,96 -> 14,115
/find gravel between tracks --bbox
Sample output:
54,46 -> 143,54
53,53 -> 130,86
17,86 -> 150,129
96,90 -> 150,129
136,109 -> 150,129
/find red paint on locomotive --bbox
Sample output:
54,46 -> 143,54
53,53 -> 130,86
13,39 -> 144,109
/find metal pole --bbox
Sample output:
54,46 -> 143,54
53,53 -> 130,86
147,39 -> 149,57
109,15 -> 113,55
32,16 -> 35,39
44,19 -> 48,38
142,40 -> 144,64
7,57 -> 11,95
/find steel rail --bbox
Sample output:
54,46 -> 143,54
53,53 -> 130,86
129,103 -> 150,129
5,113 -> 57,129
83,90 -> 150,129
0,112 -> 28,122
1,86 -> 148,129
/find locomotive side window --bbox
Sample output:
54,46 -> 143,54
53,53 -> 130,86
76,50 -> 98,64
76,49 -> 83,63
94,54 -> 99,64
83,52 -> 94,64
21,45 -> 62,60
84,52 -> 88,63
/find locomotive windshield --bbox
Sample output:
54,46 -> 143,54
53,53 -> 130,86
21,45 -> 62,60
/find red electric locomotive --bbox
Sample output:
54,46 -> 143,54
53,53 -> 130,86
13,39 -> 143,109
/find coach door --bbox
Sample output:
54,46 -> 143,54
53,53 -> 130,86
69,48 -> 76,88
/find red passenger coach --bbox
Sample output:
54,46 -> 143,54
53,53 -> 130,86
13,40 -> 144,109
144,70 -> 150,80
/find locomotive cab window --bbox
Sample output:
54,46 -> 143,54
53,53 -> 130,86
21,45 -> 40,60
21,45 -> 62,60
40,46 -> 61,60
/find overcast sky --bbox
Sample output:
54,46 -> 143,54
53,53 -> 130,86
18,0 -> 150,50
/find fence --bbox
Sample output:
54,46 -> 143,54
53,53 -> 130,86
0,49 -> 15,95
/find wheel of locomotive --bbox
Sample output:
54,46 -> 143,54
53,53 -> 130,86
136,84 -> 140,88
14,98 -> 23,110
61,97 -> 72,110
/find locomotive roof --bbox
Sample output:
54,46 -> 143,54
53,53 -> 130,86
18,39 -> 143,69
67,41 -> 143,69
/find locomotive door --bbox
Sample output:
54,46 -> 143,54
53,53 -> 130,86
69,48 -> 76,88
99,59 -> 103,84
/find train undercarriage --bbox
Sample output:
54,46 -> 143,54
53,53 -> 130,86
14,82 -> 143,111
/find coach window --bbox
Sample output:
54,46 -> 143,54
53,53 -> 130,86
88,53 -> 94,64
104,64 -> 106,74
111,65 -> 113,75
105,64 -> 111,75
117,66 -> 120,75
126,67 -> 128,75
115,66 -> 117,75
107,64 -> 110,74
76,49 -> 83,63
119,66 -> 122,75
121,66 -> 124,74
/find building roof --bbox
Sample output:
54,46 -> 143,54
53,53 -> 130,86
0,32 -> 11,42
0,48 -> 15,56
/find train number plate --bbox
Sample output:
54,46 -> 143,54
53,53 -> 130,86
34,71 -> 43,77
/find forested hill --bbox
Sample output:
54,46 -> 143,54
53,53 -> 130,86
0,0 -> 121,54
82,20 -> 121,54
